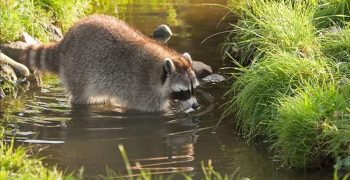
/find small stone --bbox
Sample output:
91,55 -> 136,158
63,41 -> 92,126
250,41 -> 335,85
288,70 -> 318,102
202,73 -> 225,83
48,24 -> 63,42
192,60 -> 213,78
152,24 -> 173,43
21,32 -> 40,45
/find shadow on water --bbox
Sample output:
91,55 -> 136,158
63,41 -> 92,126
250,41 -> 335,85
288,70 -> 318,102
0,0 -> 332,179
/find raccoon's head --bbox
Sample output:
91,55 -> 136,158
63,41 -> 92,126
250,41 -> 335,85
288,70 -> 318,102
162,52 -> 200,111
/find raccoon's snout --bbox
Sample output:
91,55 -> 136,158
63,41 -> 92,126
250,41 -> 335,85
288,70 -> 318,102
192,102 -> 199,109
181,97 -> 199,111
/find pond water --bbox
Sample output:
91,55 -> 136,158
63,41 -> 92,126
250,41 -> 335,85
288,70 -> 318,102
1,0 -> 332,179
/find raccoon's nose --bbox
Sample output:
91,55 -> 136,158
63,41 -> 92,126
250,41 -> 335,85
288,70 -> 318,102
192,102 -> 199,109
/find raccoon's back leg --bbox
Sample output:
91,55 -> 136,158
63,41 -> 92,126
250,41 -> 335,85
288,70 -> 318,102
61,72 -> 109,105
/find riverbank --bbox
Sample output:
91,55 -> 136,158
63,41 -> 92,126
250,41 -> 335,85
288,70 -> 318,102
0,0 -> 241,179
222,0 -> 350,173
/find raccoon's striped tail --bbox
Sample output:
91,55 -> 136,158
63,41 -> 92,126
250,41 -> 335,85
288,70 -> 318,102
21,44 -> 60,74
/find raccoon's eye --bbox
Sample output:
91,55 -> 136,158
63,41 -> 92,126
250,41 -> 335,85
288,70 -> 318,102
171,90 -> 191,101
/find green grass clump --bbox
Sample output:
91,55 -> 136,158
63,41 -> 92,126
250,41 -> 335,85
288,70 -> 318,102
223,52 -> 332,137
320,24 -> 350,63
222,0 -> 319,64
269,82 -> 348,168
314,0 -> 350,28
0,128 -> 77,180
37,0 -> 88,31
0,0 -> 53,43
0,0 -> 89,43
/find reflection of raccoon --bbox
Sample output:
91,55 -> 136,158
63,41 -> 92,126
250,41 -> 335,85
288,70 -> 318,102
21,15 -> 199,112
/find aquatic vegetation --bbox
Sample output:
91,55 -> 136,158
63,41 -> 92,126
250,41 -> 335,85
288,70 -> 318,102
222,0 -> 319,64
223,52 -> 333,137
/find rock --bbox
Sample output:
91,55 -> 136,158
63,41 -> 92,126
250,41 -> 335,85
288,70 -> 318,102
152,24 -> 173,43
0,41 -> 29,61
192,60 -> 212,78
0,52 -> 30,77
202,73 -> 225,83
20,32 -> 40,45
47,24 -> 63,42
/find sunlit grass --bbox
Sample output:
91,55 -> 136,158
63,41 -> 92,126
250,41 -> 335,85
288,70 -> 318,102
223,52 -> 333,137
0,128 -> 79,180
320,24 -> 350,63
0,0 -> 53,43
0,0 -> 88,43
222,0 -> 350,170
314,0 -> 350,28
269,82 -> 348,168
222,0 -> 319,64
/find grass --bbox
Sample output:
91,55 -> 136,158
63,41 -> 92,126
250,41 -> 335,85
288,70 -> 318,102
269,82 -> 349,168
36,0 -> 88,31
0,128 -> 79,180
223,52 -> 333,137
222,0 -> 319,64
320,24 -> 350,63
0,0 -> 54,43
222,0 -> 350,170
0,0 -> 88,43
314,0 -> 350,28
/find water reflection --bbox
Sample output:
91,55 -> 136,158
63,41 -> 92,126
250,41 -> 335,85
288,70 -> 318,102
22,103 -> 201,177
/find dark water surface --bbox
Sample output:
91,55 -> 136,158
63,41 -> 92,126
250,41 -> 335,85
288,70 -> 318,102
2,0 -> 332,179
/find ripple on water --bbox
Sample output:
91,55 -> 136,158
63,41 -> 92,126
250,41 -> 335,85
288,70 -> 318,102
5,81 -> 220,177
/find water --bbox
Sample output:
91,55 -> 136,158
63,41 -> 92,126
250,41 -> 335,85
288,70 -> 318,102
1,0 -> 332,179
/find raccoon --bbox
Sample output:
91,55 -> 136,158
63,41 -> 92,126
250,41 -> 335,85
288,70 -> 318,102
21,15 -> 199,112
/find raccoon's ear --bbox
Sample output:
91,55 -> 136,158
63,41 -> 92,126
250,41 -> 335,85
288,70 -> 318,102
164,58 -> 175,74
183,52 -> 192,65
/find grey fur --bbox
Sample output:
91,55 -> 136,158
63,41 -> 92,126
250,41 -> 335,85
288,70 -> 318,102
24,15 -> 199,112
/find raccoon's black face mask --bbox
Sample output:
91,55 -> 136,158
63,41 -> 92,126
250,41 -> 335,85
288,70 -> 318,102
162,59 -> 199,110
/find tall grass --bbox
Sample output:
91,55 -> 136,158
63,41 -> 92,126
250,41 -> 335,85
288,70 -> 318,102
269,82 -> 348,168
314,0 -> 350,28
0,0 -> 53,43
222,0 -> 350,169
223,52 -> 333,137
0,0 -> 88,43
320,24 -> 350,63
222,0 -> 319,64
